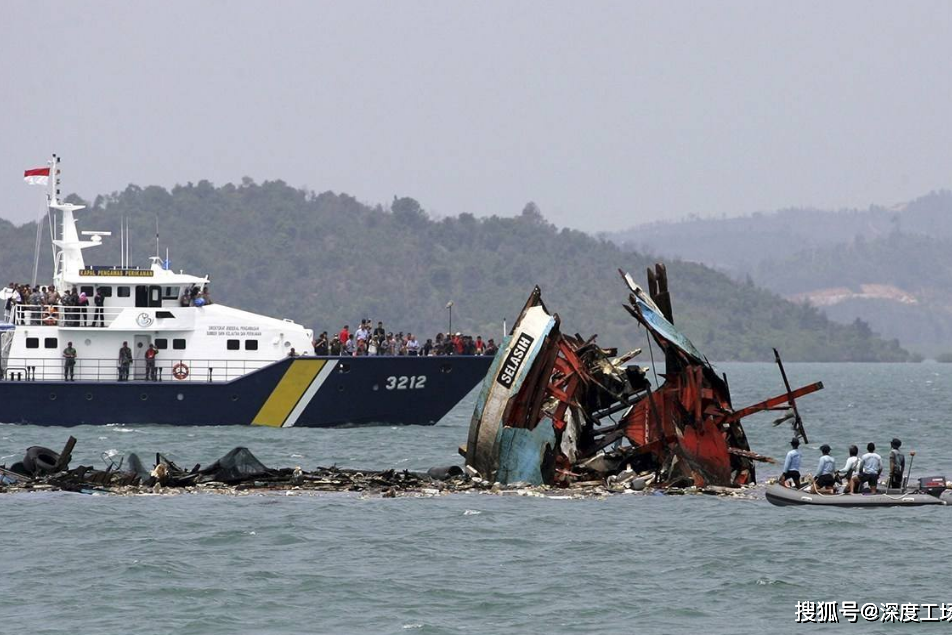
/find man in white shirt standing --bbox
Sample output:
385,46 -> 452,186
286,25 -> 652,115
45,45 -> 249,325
406,334 -> 420,356
355,322 -> 370,345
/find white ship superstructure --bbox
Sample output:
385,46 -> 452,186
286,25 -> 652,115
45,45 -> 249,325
1,156 -> 313,383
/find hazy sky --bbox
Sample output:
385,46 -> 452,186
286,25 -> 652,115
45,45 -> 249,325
1,1 -> 950,231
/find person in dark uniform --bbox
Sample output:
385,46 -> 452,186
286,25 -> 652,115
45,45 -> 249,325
313,332 -> 328,356
92,288 -> 105,327
888,438 -> 906,489
118,341 -> 132,381
63,341 -> 77,381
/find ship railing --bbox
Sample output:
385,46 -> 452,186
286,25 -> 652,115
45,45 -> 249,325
0,356 -> 272,383
11,304 -> 131,328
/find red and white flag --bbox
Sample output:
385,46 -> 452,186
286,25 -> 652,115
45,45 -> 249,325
23,167 -> 50,186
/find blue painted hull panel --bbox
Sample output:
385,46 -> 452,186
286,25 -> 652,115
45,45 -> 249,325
0,356 -> 492,427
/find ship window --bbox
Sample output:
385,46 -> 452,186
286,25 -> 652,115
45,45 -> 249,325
44,337 -> 58,349
99,286 -> 113,297
117,286 -> 130,297
162,286 -> 180,300
245,340 -> 258,351
26,337 -> 39,349
155,338 -> 168,350
227,339 -> 240,350
173,339 -> 186,350
80,286 -> 94,296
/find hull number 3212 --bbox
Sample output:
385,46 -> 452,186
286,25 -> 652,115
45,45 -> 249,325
385,375 -> 427,390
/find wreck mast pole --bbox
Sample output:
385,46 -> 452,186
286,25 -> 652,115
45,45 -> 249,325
773,348 -> 808,444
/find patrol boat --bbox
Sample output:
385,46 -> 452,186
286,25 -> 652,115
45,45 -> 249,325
0,157 -> 491,427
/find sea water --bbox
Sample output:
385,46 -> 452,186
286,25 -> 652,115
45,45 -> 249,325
2,363 -> 951,634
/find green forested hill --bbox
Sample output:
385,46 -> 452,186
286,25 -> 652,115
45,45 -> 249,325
0,179 -> 914,361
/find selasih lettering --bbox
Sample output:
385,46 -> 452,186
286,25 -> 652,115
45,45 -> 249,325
496,333 -> 534,389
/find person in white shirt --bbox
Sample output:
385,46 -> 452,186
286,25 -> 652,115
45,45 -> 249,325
812,444 -> 836,494
851,442 -> 883,494
841,445 -> 860,493
780,438 -> 802,488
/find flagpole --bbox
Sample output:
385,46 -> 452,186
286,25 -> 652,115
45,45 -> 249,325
31,199 -> 44,287
47,157 -> 57,275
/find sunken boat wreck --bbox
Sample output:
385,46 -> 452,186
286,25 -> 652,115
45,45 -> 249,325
463,265 -> 825,490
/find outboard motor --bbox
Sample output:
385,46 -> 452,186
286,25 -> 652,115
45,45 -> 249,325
918,476 -> 947,497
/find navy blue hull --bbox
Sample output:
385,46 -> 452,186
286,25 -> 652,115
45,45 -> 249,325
0,356 -> 492,427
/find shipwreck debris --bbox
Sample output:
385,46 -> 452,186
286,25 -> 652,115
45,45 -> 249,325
463,263 -> 824,490
0,436 -> 758,501
0,438 -> 485,497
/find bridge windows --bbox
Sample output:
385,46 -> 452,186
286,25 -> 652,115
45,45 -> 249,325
155,338 -> 168,349
172,339 -> 186,350
117,286 -> 130,298
26,337 -> 39,349
44,338 -> 58,349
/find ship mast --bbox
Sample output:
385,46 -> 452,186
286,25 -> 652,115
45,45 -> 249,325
47,155 -> 104,288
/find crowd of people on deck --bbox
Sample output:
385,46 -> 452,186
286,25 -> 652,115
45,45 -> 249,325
304,319 -> 499,358
3,281 -> 213,326
4,282 -> 502,378
778,437 -> 907,495
3,282 -> 100,327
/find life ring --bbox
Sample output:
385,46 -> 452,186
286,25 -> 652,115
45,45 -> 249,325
172,363 -> 189,380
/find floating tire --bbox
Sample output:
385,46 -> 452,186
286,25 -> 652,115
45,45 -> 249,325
23,446 -> 60,476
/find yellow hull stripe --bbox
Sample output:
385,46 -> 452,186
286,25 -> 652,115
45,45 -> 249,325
252,360 -> 326,427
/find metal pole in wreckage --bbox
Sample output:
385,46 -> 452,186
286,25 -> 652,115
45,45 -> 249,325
773,347 -> 809,444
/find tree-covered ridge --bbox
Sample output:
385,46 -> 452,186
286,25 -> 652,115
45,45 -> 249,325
611,190 -> 952,275
754,231 -> 952,356
755,232 -> 952,297
0,179 -> 914,361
